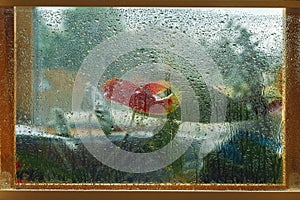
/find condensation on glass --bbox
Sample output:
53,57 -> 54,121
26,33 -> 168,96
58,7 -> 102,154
15,7 -> 284,185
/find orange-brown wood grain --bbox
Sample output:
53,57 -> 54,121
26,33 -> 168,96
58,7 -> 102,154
1,191 -> 300,200
0,7 -> 15,187
14,183 -> 286,190
284,8 -> 300,188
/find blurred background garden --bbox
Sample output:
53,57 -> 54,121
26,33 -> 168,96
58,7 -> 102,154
16,8 -> 283,184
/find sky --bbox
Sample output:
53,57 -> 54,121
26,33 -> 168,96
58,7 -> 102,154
38,7 -> 283,15
197,8 -> 283,16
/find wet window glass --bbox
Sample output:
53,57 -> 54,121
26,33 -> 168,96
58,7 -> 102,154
16,8 -> 284,184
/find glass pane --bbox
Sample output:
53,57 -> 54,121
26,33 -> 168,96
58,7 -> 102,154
16,8 -> 284,184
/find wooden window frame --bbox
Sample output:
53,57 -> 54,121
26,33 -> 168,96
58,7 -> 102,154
1,1 -> 300,199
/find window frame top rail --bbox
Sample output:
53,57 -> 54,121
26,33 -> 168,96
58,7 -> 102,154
1,0 -> 300,8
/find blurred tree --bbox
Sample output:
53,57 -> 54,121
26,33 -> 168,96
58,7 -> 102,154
207,21 -> 282,121
35,7 -> 123,71
199,21 -> 283,183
